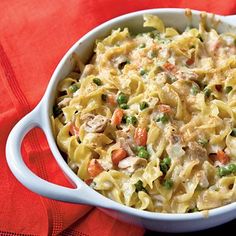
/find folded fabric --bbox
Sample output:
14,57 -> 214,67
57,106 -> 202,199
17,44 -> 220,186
1,0 -> 235,235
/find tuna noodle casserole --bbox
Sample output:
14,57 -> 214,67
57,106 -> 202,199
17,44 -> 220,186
51,15 -> 236,213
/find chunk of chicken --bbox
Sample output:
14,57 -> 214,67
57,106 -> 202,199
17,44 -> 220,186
171,134 -> 181,144
196,170 -> 209,189
58,97 -> 72,108
175,70 -> 198,81
118,137 -> 135,156
84,114 -> 108,133
80,64 -> 97,79
115,129 -> 135,156
118,156 -> 147,173
186,142 -> 208,162
80,113 -> 95,121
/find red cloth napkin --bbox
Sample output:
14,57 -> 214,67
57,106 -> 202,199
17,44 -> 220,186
1,0 -> 236,235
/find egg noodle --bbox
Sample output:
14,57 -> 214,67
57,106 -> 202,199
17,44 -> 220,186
51,15 -> 236,213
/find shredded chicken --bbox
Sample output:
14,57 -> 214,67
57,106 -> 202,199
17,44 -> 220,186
97,159 -> 113,171
58,97 -> 72,108
175,70 -> 198,81
116,129 -> 135,156
119,137 -> 135,156
187,142 -> 208,162
84,114 -> 108,133
80,113 -> 95,121
118,156 -> 147,173
196,170 -> 209,189
80,64 -> 97,79
170,134 -> 182,144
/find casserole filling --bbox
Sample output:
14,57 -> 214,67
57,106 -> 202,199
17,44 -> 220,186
52,15 -> 236,213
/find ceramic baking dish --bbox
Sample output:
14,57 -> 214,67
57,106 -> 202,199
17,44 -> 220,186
6,9 -> 236,232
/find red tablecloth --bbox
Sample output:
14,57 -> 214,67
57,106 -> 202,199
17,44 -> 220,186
1,0 -> 236,235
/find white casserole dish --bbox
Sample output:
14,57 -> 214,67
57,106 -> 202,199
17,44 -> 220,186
6,9 -> 236,232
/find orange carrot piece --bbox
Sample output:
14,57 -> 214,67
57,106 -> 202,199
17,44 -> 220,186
134,127 -> 147,146
84,179 -> 93,185
186,57 -> 194,66
111,108 -> 124,125
216,150 -> 230,164
157,104 -> 171,113
87,159 -> 104,178
163,62 -> 176,72
112,148 -> 128,165
107,94 -> 117,106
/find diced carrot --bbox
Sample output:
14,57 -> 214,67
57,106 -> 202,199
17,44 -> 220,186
111,108 -> 124,126
157,104 -> 171,113
112,148 -> 128,165
186,57 -> 194,66
216,150 -> 230,164
87,159 -> 104,178
84,179 -> 93,185
107,94 -> 117,106
134,127 -> 147,146
163,62 -> 176,73
69,123 -> 80,136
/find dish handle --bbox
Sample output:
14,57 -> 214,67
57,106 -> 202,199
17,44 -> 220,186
6,106 -> 91,204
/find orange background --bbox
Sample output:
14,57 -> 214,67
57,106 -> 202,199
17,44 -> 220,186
1,1 -> 236,235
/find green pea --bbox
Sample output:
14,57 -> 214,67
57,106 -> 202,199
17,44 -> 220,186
140,43 -> 146,48
101,94 -> 107,101
151,51 -> 157,58
198,138 -> 208,147
136,146 -> 145,151
204,88 -> 212,98
163,179 -> 174,189
126,116 -> 137,125
230,128 -> 236,137
163,156 -> 171,166
138,148 -> 149,159
135,180 -> 145,192
217,167 -> 231,177
228,163 -> 236,174
156,114 -> 169,124
117,92 -> 128,105
160,163 -> 168,174
160,156 -> 171,174
190,85 -> 200,95
68,84 -> 79,93
225,86 -> 233,94
93,78 -> 102,86
140,101 -> 149,110
140,69 -> 147,76
53,105 -> 62,117
120,103 -> 129,109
